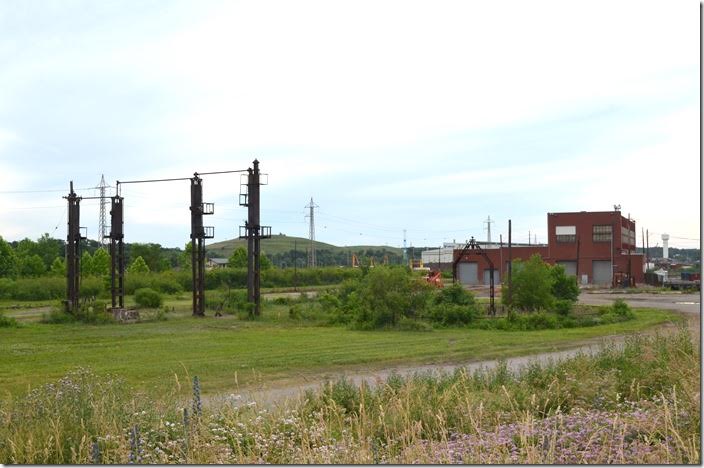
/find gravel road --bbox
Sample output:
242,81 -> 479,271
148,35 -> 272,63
207,292 -> 698,409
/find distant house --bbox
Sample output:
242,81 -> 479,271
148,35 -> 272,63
206,257 -> 229,269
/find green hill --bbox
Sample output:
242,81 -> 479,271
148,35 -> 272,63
206,235 -> 402,259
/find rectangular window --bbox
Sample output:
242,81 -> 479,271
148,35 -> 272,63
593,224 -> 612,242
556,225 -> 576,243
621,228 -> 635,246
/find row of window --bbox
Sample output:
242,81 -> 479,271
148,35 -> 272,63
555,224 -> 631,243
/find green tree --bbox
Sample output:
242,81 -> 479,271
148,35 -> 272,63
19,254 -> 46,277
0,236 -> 17,278
129,243 -> 166,272
50,257 -> 66,276
91,248 -> 110,276
128,256 -> 150,274
81,251 -> 93,276
260,254 -> 273,270
228,247 -> 248,268
503,254 -> 554,311
550,264 -> 579,302
35,233 -> 64,269
182,241 -> 193,269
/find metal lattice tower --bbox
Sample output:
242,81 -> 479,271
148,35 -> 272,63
304,197 -> 318,267
98,174 -> 108,246
484,215 -> 494,244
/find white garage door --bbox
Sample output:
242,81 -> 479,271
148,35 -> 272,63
458,262 -> 478,285
592,260 -> 612,285
556,261 -> 577,276
483,268 -> 500,285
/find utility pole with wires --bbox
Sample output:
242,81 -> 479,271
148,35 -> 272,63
483,216 -> 494,245
304,197 -> 319,267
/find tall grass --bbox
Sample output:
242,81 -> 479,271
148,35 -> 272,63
0,327 -> 699,464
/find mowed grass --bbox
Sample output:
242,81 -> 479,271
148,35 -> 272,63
0,299 -> 678,399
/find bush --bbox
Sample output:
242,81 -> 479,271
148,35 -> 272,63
41,309 -> 77,324
134,288 -> 163,308
550,264 -> 579,302
0,313 -> 19,328
553,299 -> 573,316
397,316 -> 433,332
435,283 -> 475,306
346,267 -> 433,329
612,299 -> 632,317
503,255 -> 554,311
425,303 -> 479,326
205,290 -> 249,314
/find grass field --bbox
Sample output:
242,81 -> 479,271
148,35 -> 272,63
206,234 -> 403,258
0,296 -> 680,399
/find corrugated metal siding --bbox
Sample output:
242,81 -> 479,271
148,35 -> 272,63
483,268 -> 500,285
556,261 -> 577,276
592,260 -> 612,285
458,262 -> 478,285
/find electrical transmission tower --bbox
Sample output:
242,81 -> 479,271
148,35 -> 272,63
304,197 -> 319,267
483,215 -> 494,244
98,174 -> 109,247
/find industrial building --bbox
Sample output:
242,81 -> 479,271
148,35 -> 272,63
454,210 -> 644,287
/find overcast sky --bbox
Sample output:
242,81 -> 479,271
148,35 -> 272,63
0,0 -> 700,250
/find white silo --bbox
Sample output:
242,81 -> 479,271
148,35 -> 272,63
661,233 -> 670,259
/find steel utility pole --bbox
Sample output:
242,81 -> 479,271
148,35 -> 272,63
190,175 -> 214,316
109,195 -> 125,309
65,181 -> 84,313
305,198 -> 318,267
484,216 -> 494,244
240,159 -> 271,316
293,239 -> 298,292
627,214 -> 632,287
508,219 -> 512,308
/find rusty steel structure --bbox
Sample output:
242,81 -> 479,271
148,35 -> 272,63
64,181 -> 85,313
452,236 -> 496,316
190,175 -> 214,317
65,162 -> 266,318
109,195 -> 125,309
239,159 -> 271,316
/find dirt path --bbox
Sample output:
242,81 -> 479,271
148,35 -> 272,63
206,296 -> 698,410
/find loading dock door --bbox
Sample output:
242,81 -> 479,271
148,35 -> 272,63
592,260 -> 612,285
556,261 -> 577,276
483,268 -> 500,285
458,262 -> 478,285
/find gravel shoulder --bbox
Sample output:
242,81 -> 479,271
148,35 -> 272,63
206,294 -> 698,409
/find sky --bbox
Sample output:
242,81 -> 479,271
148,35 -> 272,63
0,0 -> 700,250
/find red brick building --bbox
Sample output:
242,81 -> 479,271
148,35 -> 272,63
454,211 -> 644,287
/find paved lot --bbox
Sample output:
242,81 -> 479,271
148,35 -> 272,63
578,292 -> 700,315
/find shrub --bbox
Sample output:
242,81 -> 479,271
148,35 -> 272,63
612,299 -> 632,318
0,313 -> 19,328
425,303 -> 479,326
134,288 -> 163,308
41,309 -> 77,324
397,316 -> 433,332
503,255 -> 554,311
553,299 -> 573,316
12,277 -> 65,300
550,264 -> 579,302
346,267 -> 433,329
435,283 -> 476,306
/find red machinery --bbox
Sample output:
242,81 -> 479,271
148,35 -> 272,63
425,270 -> 444,288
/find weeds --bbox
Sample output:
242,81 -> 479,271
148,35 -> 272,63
0,328 -> 698,464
